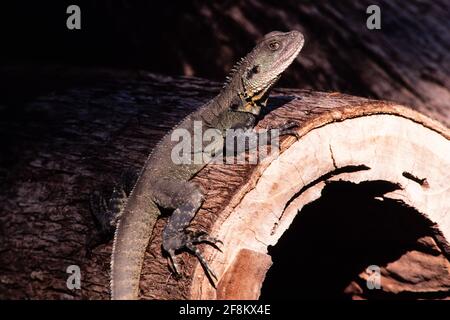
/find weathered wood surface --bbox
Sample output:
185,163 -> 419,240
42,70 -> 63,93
0,70 -> 448,299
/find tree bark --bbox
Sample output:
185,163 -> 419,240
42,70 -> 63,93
0,70 -> 448,299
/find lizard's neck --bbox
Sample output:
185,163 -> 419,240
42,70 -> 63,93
202,74 -> 246,119
216,71 -> 268,116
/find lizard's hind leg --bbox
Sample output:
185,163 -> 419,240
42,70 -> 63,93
87,169 -> 137,251
157,180 -> 221,281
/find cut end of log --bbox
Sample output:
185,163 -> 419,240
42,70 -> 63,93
216,249 -> 272,300
185,94 -> 450,300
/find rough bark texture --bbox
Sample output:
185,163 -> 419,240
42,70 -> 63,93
0,70 -> 448,300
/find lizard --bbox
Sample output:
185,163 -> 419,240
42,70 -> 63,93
99,30 -> 305,300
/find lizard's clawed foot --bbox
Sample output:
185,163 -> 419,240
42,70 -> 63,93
166,249 -> 182,278
86,191 -> 118,254
186,242 -> 218,281
188,230 -> 223,249
186,231 -> 223,282
87,169 -> 138,254
162,229 -> 222,285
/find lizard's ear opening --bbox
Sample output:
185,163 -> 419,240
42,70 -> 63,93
246,65 -> 260,80
230,101 -> 239,111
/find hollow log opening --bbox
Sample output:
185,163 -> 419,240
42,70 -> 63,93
260,180 -> 448,300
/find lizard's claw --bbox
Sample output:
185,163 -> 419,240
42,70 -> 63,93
189,230 -> 223,251
166,249 -> 182,277
184,232 -> 221,285
163,228 -> 221,286
185,242 -> 218,285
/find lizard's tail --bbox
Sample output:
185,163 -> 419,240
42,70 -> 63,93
110,196 -> 159,300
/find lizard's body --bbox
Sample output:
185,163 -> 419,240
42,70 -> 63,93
109,31 -> 304,299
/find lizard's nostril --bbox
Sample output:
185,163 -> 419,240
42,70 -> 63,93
289,30 -> 304,42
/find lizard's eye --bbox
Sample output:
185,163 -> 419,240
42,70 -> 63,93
268,41 -> 280,51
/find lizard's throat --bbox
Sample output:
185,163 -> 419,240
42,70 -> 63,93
236,78 -> 276,115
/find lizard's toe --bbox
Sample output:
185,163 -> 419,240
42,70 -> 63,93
162,229 -> 221,284
166,249 -> 182,277
188,230 -> 223,251
185,242 -> 218,283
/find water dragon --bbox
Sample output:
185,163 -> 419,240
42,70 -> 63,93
95,30 -> 304,299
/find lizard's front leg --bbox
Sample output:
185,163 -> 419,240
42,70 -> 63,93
155,180 -> 222,282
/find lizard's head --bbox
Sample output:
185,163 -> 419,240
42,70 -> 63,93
228,30 -> 304,114
243,30 -> 304,94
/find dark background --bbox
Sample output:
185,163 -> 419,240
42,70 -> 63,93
1,1 -> 449,103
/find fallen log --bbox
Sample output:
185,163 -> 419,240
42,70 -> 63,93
0,72 -> 448,299
144,90 -> 450,300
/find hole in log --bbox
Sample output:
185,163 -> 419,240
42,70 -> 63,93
260,180 -> 444,300
402,171 -> 429,187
